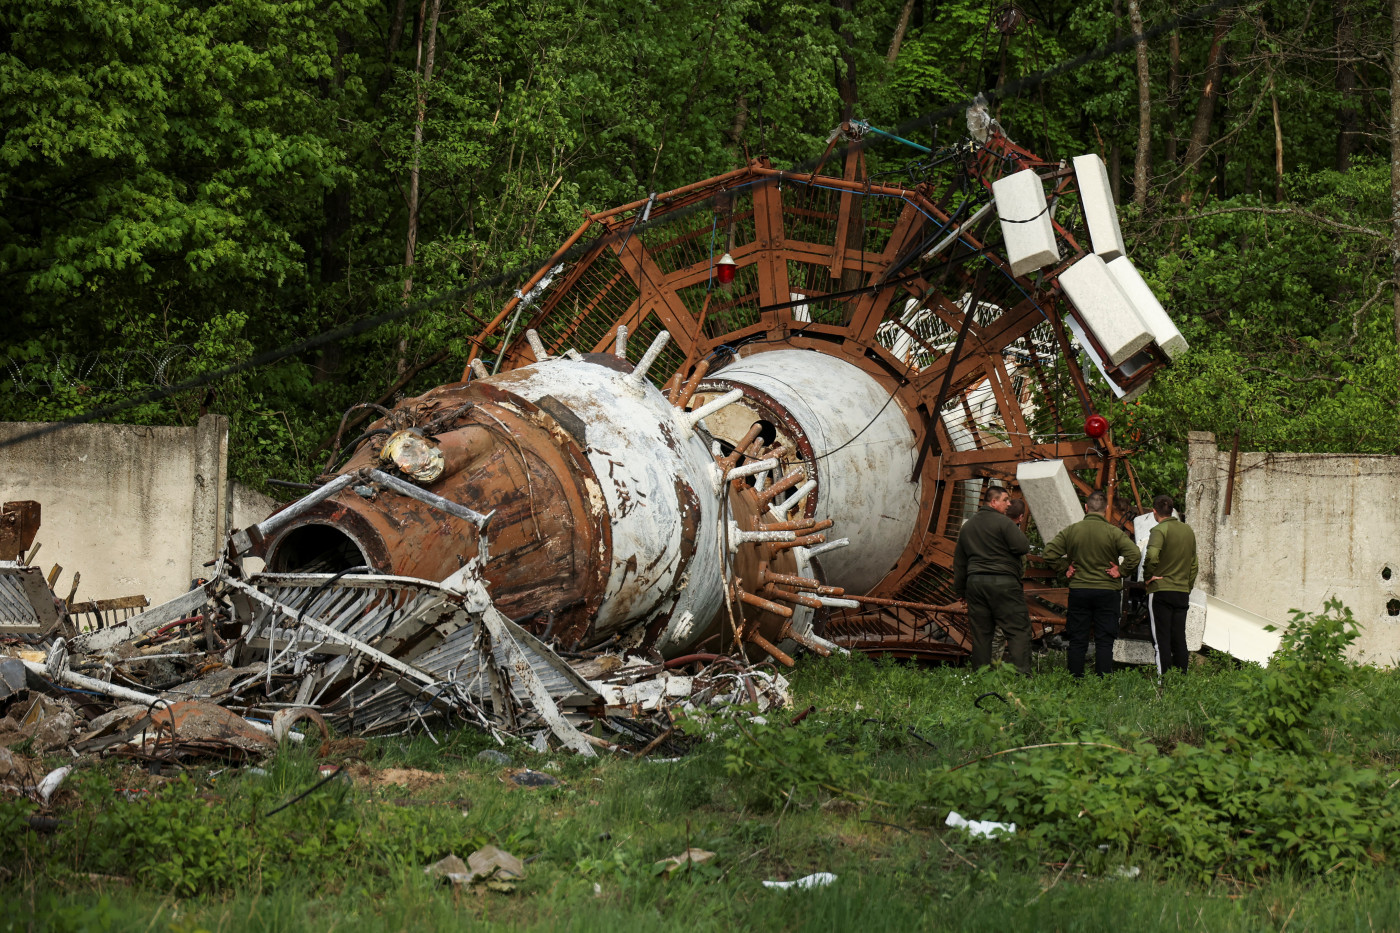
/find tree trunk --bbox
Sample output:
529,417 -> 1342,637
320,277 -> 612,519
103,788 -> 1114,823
1181,15 -> 1229,200
399,0 -> 443,375
375,0 -> 410,104
726,95 -> 749,158
1271,90 -> 1285,202
888,0 -> 916,62
1166,12 -> 1180,163
1391,0 -> 1400,349
1129,0 -> 1151,207
1337,0 -> 1359,172
1110,142 -> 1122,202
833,0 -> 858,121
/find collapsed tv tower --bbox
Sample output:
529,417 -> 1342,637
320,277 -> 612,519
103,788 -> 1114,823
28,111 -> 1185,754
249,115 -> 1183,667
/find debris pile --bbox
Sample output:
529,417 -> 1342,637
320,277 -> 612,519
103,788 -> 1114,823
1,517 -> 795,767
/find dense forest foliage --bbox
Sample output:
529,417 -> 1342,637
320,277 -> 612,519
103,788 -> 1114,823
3,0 -> 1397,495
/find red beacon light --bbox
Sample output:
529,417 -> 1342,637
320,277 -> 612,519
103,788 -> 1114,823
1084,413 -> 1109,439
715,252 -> 737,286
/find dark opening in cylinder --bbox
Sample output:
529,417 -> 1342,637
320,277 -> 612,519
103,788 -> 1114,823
268,524 -> 368,574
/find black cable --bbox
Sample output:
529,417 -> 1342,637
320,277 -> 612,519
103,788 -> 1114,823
974,691 -> 1011,711
264,764 -> 345,817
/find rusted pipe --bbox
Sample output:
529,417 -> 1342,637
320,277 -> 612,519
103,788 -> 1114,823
735,588 -> 793,618
673,359 -> 711,410
783,625 -> 833,657
768,533 -> 825,551
717,423 -> 765,472
761,570 -> 843,595
756,470 -> 806,506
663,653 -> 725,668
1224,427 -> 1241,517
762,585 -> 824,610
746,631 -> 795,666
841,593 -> 951,611
761,518 -> 832,534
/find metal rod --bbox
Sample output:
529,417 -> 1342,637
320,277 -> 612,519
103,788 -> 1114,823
365,469 -> 494,530
627,331 -> 671,386
1223,427 -> 1241,517
673,359 -> 711,410
685,389 -> 744,431
525,329 -> 550,362
726,458 -> 779,482
848,119 -> 932,154
233,473 -> 359,554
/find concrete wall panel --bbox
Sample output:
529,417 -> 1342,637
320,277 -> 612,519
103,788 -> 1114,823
0,416 -> 245,605
1105,256 -> 1187,360
1016,459 -> 1081,543
1187,431 -> 1400,665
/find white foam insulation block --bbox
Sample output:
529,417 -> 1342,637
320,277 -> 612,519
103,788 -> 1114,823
1131,510 -> 1175,581
1204,594 -> 1282,666
992,169 -> 1060,277
1105,256 -> 1188,360
1072,154 -> 1126,260
1016,459 -> 1080,543
1058,253 -> 1153,365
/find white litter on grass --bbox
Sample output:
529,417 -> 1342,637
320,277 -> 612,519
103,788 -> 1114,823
37,766 -> 71,805
945,811 -> 1016,838
763,872 -> 837,891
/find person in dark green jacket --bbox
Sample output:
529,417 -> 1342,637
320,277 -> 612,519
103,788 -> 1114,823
1042,490 -> 1142,678
953,486 -> 1032,674
1144,494 -> 1199,676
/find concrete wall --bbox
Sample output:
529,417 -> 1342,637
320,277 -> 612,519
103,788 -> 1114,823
1187,431 -> 1400,665
0,417 -> 278,605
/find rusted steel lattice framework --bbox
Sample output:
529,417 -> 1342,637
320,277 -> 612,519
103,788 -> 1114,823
465,125 -> 1163,660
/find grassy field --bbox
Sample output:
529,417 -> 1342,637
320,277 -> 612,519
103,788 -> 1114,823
7,639 -> 1400,932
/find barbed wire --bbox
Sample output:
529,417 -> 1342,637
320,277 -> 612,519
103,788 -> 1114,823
0,0 -> 1247,453
4,347 -> 198,399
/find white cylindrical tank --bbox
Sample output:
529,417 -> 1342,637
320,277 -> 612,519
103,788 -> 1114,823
491,356 -> 724,651
696,349 -> 922,594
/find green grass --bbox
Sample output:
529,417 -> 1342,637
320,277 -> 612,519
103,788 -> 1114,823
8,648 -> 1400,931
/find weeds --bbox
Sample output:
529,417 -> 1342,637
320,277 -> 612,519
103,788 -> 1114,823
9,601 -> 1400,930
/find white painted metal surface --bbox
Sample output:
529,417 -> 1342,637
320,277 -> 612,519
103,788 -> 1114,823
492,356 -> 726,652
704,349 -> 922,594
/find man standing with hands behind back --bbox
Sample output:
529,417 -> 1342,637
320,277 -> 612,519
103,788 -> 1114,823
1043,490 -> 1141,678
953,487 -> 1033,675
1143,494 -> 1198,676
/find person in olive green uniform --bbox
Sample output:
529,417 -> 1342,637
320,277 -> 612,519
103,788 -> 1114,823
1042,490 -> 1141,678
988,498 -> 1028,664
953,487 -> 1032,674
1144,494 -> 1199,675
